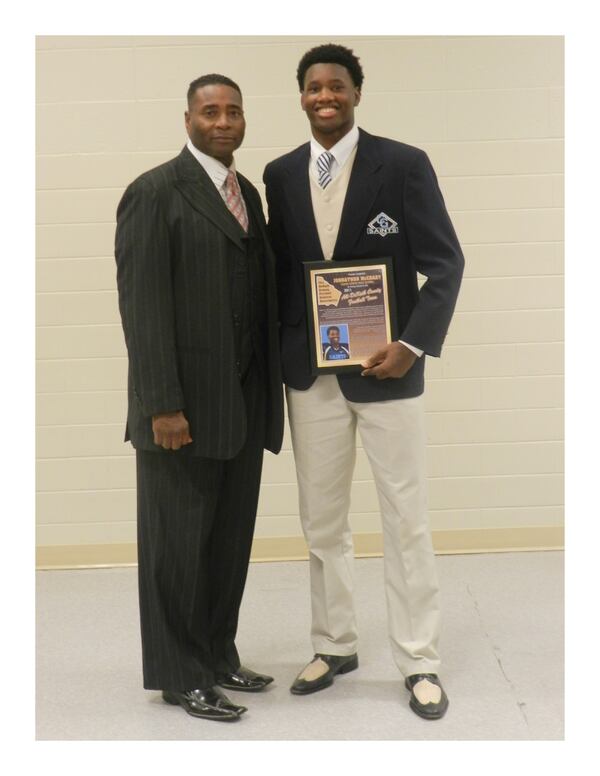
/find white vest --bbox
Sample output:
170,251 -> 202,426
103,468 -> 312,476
309,146 -> 358,260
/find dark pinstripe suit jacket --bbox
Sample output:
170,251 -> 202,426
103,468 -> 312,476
115,147 -> 284,459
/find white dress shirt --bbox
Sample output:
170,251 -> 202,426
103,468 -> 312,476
186,139 -> 248,222
309,125 -> 360,183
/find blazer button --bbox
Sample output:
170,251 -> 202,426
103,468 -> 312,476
233,314 -> 241,326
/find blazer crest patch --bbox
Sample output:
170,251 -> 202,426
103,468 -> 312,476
367,212 -> 399,237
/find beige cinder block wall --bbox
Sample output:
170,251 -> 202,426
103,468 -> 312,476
36,36 -> 564,567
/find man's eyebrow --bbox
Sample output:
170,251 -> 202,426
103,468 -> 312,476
199,102 -> 243,109
306,78 -> 346,86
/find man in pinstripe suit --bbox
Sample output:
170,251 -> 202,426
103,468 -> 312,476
115,74 -> 284,721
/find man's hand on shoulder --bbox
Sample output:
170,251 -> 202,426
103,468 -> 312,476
361,342 -> 417,380
152,411 -> 193,450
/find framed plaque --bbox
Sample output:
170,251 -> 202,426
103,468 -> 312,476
303,257 -> 398,375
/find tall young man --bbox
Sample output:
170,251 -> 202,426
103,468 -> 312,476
263,44 -> 464,719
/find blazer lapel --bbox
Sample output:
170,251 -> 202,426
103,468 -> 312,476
174,147 -> 246,251
238,175 -> 262,235
284,144 -> 324,262
333,129 -> 383,258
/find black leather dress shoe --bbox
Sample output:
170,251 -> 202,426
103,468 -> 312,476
162,686 -> 247,721
405,673 -> 449,720
216,666 -> 274,692
290,653 -> 358,695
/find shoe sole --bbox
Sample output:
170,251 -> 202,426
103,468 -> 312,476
408,698 -> 449,720
216,679 -> 273,693
162,692 -> 242,721
290,656 -> 359,695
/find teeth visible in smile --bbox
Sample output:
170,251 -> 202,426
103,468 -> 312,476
317,107 -> 337,115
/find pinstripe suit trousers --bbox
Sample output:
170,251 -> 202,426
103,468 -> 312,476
135,362 -> 266,691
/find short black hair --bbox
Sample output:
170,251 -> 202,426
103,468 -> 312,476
187,74 -> 242,107
297,43 -> 364,91
327,326 -> 340,335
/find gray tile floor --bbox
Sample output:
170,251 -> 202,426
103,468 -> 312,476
36,551 -> 563,740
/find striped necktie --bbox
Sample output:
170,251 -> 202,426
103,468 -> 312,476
316,151 -> 335,189
224,170 -> 248,232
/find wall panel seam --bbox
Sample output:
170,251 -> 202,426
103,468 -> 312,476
37,503 -> 566,523
36,85 -> 564,107
35,295 -> 566,303
36,409 -> 565,430
37,473 -> 565,495
37,441 -> 565,461
36,374 -> 566,387
34,173 -> 564,193
36,208 -> 565,227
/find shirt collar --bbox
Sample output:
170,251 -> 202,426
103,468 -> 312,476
310,125 -> 359,169
186,138 -> 237,191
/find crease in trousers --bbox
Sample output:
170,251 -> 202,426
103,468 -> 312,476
286,375 -> 441,678
136,361 -> 266,691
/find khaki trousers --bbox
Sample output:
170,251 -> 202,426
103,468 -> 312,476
286,375 -> 441,677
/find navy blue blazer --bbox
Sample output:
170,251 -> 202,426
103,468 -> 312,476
263,128 -> 464,402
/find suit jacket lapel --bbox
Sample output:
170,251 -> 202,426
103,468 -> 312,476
238,174 -> 279,311
333,129 -> 383,258
239,173 -> 276,273
174,147 -> 246,251
284,144 -> 324,262
238,174 -> 262,235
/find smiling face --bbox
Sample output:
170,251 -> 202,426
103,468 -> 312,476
328,327 -> 341,346
300,63 -> 361,149
185,84 -> 245,166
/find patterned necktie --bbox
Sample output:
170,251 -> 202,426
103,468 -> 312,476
224,170 -> 248,232
316,151 -> 334,189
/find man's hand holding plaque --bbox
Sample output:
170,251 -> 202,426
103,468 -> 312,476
361,341 -> 417,380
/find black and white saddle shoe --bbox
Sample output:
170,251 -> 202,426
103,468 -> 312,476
290,653 -> 359,695
405,673 -> 449,720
